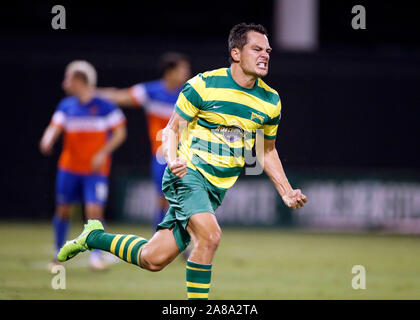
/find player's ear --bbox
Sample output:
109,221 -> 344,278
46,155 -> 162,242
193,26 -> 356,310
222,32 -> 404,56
231,48 -> 240,63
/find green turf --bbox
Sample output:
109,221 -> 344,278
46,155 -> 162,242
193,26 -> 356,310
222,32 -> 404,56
1,221 -> 419,299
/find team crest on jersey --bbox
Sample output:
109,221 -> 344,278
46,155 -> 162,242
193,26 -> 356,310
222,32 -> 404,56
89,105 -> 99,115
250,112 -> 265,124
214,125 -> 244,142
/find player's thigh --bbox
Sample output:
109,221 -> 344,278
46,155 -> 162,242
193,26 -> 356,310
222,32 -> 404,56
141,228 -> 180,265
83,175 -> 107,219
187,212 -> 222,245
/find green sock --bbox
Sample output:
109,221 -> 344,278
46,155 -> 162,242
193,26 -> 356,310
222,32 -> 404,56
186,260 -> 212,300
87,230 -> 148,266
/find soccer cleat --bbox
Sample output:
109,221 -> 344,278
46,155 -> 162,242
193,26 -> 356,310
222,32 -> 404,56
57,220 -> 104,262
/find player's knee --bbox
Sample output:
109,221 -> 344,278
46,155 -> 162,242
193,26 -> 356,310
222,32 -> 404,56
196,228 -> 222,253
85,203 -> 104,220
56,206 -> 71,219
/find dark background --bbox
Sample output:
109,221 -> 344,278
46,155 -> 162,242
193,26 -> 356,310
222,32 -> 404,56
1,0 -> 419,219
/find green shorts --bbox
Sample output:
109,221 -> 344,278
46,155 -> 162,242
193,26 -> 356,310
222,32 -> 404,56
157,166 -> 227,252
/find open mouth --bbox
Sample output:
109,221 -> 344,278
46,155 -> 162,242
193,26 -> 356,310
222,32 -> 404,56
256,62 -> 268,70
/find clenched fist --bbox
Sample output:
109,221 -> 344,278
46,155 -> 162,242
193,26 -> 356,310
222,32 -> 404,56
282,189 -> 307,210
169,157 -> 188,178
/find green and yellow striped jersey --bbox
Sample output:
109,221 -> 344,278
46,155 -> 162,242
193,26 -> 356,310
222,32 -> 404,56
175,67 -> 281,190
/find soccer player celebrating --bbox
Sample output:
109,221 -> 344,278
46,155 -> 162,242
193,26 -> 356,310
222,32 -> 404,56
97,52 -> 191,232
40,61 -> 127,271
57,24 -> 307,299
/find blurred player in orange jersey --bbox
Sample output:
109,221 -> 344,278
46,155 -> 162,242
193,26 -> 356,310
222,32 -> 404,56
97,52 -> 191,233
40,60 -> 127,271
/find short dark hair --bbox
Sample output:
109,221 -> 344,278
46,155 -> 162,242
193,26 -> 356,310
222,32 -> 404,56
158,52 -> 189,75
228,23 -> 268,63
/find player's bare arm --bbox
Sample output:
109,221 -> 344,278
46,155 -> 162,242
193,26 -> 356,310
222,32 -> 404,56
39,124 -> 63,155
262,138 -> 307,209
91,124 -> 127,172
96,87 -> 139,108
162,111 -> 188,178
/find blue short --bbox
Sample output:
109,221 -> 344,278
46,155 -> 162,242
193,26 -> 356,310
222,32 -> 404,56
55,169 -> 108,205
151,155 -> 168,196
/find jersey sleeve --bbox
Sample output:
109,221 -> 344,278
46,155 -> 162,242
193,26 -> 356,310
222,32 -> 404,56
129,83 -> 149,107
262,99 -> 282,140
50,100 -> 67,129
174,74 -> 205,121
105,103 -> 126,129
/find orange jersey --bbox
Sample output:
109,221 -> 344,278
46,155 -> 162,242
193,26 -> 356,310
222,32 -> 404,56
146,114 -> 171,154
129,80 -> 182,155
51,96 -> 126,176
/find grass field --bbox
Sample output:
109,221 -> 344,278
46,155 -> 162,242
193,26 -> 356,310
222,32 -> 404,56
1,221 -> 420,300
